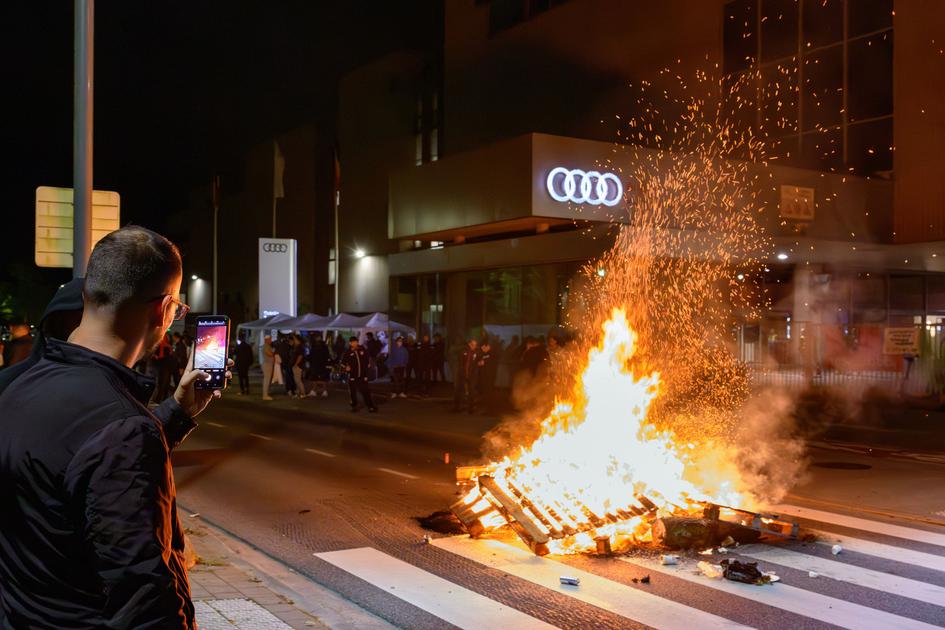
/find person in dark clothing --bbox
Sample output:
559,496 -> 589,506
405,335 -> 418,389
417,333 -> 433,393
172,332 -> 188,387
387,336 -> 409,398
235,334 -> 254,395
151,332 -> 175,403
520,336 -> 549,377
305,332 -> 331,397
276,334 -> 296,395
341,336 -> 376,412
453,339 -> 480,413
432,333 -> 446,383
477,340 -> 498,412
1,323 -> 34,369
0,278 -> 84,397
331,331 -> 346,363
0,225 -> 229,629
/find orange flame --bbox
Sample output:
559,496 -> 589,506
463,308 -> 747,553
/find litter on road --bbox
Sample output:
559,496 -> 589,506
831,544 -> 843,555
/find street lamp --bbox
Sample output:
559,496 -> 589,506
354,249 -> 366,259
777,252 -> 789,261
191,274 -> 199,281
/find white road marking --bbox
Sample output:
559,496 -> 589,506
206,422 -> 225,428
315,547 -> 555,630
248,433 -> 273,441
774,504 -> 945,548
305,448 -> 336,458
623,556 -> 940,630
740,545 -> 945,607
804,529 -> 945,572
434,537 -> 749,630
377,467 -> 419,480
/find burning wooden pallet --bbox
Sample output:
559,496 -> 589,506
450,465 -> 797,555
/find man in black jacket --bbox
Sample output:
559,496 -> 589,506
0,226 -> 228,629
341,336 -> 377,412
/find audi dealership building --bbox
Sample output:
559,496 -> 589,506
328,0 -> 945,378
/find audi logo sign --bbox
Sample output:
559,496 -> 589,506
546,167 -> 623,207
262,243 -> 288,253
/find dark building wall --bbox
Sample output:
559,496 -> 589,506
337,52 -> 428,313
893,0 -> 945,243
443,0 -> 727,155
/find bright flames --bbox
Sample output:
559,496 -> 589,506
458,308 -> 748,554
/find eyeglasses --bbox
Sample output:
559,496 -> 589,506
148,295 -> 191,321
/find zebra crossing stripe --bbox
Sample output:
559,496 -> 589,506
314,547 -> 556,630
739,545 -> 945,607
774,504 -> 945,548
806,529 -> 945,572
433,537 -> 749,630
622,556 -> 941,630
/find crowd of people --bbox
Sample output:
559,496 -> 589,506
237,326 -> 564,415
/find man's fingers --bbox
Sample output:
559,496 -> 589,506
181,369 -> 210,388
227,358 -> 235,368
212,390 -> 222,399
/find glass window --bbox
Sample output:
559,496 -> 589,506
848,31 -> 893,122
802,0 -> 843,49
800,126 -> 842,171
848,0 -> 893,37
724,0 -> 758,74
847,117 -> 893,175
760,0 -> 799,63
801,45 -> 842,132
761,62 -> 798,137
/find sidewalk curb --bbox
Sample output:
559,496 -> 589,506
182,505 -> 396,630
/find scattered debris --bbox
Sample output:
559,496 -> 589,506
720,559 -> 777,585
801,533 -> 818,543
298,509 -> 311,515
661,554 -> 680,565
422,535 -> 432,544
831,544 -> 843,556
560,576 -> 580,586
697,561 -> 724,579
809,571 -> 819,578
652,517 -> 717,549
415,510 -> 466,534
719,536 -> 736,548
640,575 -> 651,584
189,513 -> 200,518
698,548 -> 715,556
717,547 -> 729,554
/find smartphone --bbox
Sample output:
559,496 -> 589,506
194,315 -> 230,390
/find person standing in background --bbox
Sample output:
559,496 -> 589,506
291,334 -> 307,399
261,335 -> 275,401
387,336 -> 409,399
417,333 -> 433,394
306,332 -> 330,398
235,333 -> 254,395
432,333 -> 446,384
477,339 -> 498,413
452,339 -> 479,413
342,336 -> 377,412
1,323 -> 34,369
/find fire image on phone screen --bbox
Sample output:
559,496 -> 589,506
195,320 -> 228,371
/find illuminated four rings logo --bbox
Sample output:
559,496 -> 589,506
262,243 -> 288,253
546,167 -> 623,207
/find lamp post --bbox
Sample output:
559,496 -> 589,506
72,0 -> 94,278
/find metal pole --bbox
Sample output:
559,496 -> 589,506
212,202 -> 218,313
73,0 -> 94,278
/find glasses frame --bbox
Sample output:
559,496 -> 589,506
147,294 -> 191,321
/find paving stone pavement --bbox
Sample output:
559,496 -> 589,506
185,514 -> 330,629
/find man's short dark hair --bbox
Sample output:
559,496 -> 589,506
83,226 -> 182,308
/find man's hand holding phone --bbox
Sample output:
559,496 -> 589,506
174,346 -> 233,418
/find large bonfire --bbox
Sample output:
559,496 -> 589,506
454,67 -> 803,554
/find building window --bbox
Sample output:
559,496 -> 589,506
415,88 -> 442,165
723,0 -> 893,176
487,0 -> 571,35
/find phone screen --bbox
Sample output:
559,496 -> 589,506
195,318 -> 228,370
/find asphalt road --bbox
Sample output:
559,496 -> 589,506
175,392 -> 945,629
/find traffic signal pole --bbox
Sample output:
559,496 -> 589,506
73,0 -> 94,278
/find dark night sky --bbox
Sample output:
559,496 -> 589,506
2,1 -> 435,302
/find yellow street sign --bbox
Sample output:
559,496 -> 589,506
35,186 -> 120,268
